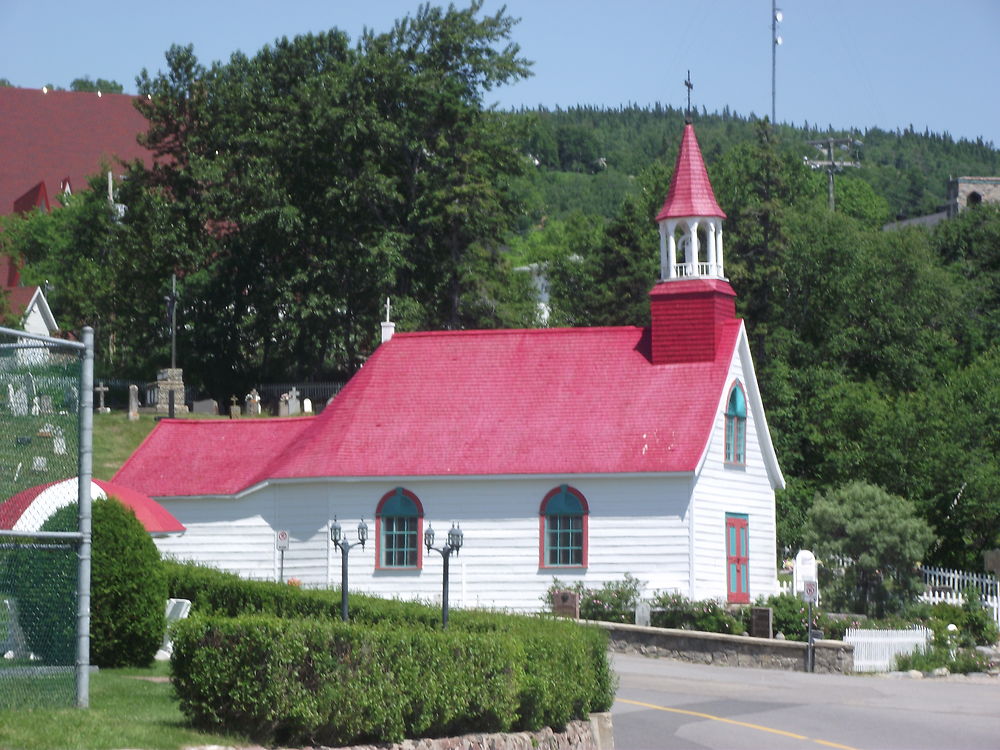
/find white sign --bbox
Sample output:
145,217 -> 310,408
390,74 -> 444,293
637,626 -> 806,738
803,579 -> 819,604
275,529 -> 290,551
794,549 -> 818,593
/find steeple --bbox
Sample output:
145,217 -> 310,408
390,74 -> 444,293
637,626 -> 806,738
648,123 -> 737,365
655,123 -> 726,281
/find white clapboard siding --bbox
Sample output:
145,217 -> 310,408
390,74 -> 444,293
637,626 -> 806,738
845,627 -> 932,672
691,341 -> 779,602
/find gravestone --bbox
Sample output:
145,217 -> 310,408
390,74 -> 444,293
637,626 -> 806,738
635,600 -> 651,627
750,606 -> 773,638
191,398 -> 218,415
38,394 -> 53,415
128,384 -> 140,421
64,385 -> 79,411
228,395 -> 241,419
148,368 -> 188,414
244,388 -> 261,416
303,397 -> 313,414
94,381 -> 110,413
984,549 -> 1000,579
287,387 -> 301,416
9,385 -> 28,417
32,456 -> 47,472
52,431 -> 66,455
552,590 -> 580,619
278,393 -> 289,417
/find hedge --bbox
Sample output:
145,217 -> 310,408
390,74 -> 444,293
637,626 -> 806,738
171,614 -> 611,747
165,562 -> 614,745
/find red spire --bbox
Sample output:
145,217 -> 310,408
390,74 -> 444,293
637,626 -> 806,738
656,123 -> 726,221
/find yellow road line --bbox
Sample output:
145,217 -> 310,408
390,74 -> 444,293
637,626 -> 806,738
616,698 -> 862,750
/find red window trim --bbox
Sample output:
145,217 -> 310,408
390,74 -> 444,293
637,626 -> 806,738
374,487 -> 424,571
538,485 -> 590,569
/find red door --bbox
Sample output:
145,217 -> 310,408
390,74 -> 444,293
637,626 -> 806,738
726,514 -> 749,604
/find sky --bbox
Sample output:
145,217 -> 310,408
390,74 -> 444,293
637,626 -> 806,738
2,0 -> 998,147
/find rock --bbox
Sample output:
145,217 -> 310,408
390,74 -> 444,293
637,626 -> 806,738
775,632 -> 785,640
932,667 -> 950,678
907,669 -> 924,679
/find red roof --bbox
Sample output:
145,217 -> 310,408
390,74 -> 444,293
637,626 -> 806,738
0,87 -> 152,215
0,477 -> 185,536
3,286 -> 37,318
115,324 -> 743,497
113,418 -> 318,497
655,123 -> 726,221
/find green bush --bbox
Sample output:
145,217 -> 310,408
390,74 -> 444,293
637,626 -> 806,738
90,497 -> 166,667
170,613 -> 610,747
6,497 -> 166,667
895,645 -> 991,674
542,574 -> 642,623
6,511 -> 77,664
648,592 -> 744,634
165,560 -> 614,743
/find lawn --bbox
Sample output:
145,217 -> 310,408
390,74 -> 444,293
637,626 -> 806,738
92,413 -> 161,480
0,662 -> 250,750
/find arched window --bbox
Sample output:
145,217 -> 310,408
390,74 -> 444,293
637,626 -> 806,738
375,487 -> 423,569
539,485 -> 589,568
725,384 -> 747,465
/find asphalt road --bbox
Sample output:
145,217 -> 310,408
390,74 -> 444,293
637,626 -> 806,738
611,653 -> 1000,750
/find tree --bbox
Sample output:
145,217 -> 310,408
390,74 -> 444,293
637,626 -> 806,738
124,2 -> 534,396
70,76 -> 124,94
804,482 -> 934,617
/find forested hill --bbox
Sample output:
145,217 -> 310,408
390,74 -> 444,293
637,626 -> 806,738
506,104 -> 1000,224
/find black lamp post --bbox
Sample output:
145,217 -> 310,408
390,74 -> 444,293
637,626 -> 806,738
424,522 -> 463,628
331,516 -> 368,622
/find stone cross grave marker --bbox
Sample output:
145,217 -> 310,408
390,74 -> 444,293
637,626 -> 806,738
94,381 -> 110,413
229,394 -> 241,419
287,387 -> 301,416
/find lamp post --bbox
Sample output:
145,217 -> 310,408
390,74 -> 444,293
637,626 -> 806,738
424,522 -> 463,628
331,516 -> 368,622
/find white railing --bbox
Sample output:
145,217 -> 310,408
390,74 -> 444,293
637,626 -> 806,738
918,566 -> 1000,626
672,262 -> 715,278
845,626 -> 932,672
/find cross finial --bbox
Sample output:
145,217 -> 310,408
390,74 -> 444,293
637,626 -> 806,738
684,70 -> 694,120
385,297 -> 391,323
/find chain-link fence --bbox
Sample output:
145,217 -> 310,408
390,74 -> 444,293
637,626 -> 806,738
0,326 -> 92,709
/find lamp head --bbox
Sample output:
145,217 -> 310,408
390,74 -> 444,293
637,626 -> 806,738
424,524 -> 435,551
448,523 -> 463,552
330,516 -> 342,543
357,518 -> 368,546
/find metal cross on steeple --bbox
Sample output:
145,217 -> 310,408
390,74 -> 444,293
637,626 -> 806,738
684,71 -> 694,120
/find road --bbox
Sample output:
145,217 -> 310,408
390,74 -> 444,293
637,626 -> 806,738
611,653 -> 1000,750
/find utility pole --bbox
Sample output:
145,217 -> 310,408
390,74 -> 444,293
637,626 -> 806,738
805,137 -> 863,211
772,1 -> 783,124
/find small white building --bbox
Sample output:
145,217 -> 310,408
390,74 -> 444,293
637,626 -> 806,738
115,123 -> 784,611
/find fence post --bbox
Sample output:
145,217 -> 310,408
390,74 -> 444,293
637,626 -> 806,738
76,327 -> 94,709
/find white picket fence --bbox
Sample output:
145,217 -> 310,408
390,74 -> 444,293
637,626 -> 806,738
844,626 -> 932,672
918,566 -> 1000,626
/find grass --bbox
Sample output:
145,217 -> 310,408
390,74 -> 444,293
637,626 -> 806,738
0,662 -> 250,750
91,413 -> 160,480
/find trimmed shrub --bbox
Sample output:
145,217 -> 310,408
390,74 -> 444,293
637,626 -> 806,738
90,497 -> 166,667
165,560 -> 614,744
7,496 -> 165,667
6,509 -> 77,663
542,573 -> 643,623
173,616 -> 527,746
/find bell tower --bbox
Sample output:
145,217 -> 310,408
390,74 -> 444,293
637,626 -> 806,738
649,123 -> 738,365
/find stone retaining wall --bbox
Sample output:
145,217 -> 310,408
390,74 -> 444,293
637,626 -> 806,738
593,621 -> 853,674
341,713 -> 614,750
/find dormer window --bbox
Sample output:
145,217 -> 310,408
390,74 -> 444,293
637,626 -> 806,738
725,384 -> 746,465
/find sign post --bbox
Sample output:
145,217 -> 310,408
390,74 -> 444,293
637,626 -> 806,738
276,529 -> 290,582
803,578 -> 819,672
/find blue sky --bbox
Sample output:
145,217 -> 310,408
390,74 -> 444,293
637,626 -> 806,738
3,1 -> 998,147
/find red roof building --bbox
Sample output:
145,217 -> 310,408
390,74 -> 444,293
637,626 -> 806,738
0,87 -> 152,216
114,124 -> 783,610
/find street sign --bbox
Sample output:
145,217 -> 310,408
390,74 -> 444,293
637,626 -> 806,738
275,529 -> 290,551
803,579 -> 818,604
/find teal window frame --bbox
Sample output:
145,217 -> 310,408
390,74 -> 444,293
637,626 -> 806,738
376,487 -> 423,569
725,384 -> 747,465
